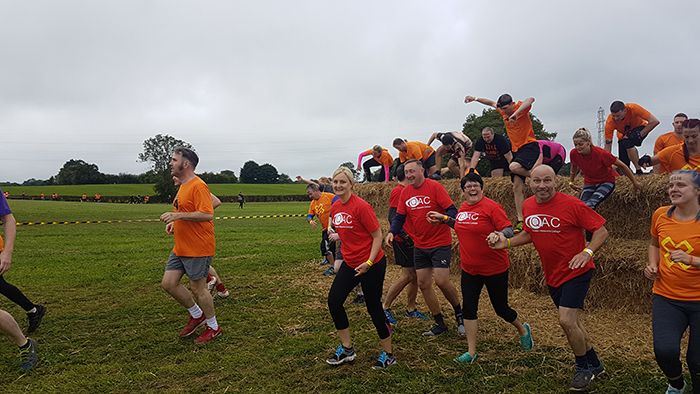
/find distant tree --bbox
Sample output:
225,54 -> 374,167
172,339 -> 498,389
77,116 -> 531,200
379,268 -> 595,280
198,171 -> 238,184
462,108 -> 557,177
239,161 -> 260,183
278,173 -> 293,184
56,159 -> 106,185
21,178 -> 46,186
258,164 -> 279,184
138,134 -> 193,196
339,162 -> 361,183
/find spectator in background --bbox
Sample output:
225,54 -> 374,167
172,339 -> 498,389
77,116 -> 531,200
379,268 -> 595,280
95,193 -> 101,203
653,113 -> 687,174
237,191 -> 245,209
40,193 -> 44,201
144,195 -> 150,204
470,127 -> 513,178
81,193 -> 87,202
604,101 -> 660,174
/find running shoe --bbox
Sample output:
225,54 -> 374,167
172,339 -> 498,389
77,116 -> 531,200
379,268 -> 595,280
213,290 -> 230,300
323,267 -> 335,276
569,366 -> 594,391
206,277 -> 217,292
665,382 -> 687,394
429,173 -> 442,180
422,323 -> 448,336
320,258 -> 330,266
179,315 -> 206,337
193,326 -> 222,344
372,351 -> 395,370
350,294 -> 365,305
326,344 -> 356,365
590,360 -> 605,379
454,351 -> 477,363
405,310 -> 430,320
27,304 -> 46,334
456,314 -> 465,336
19,338 -> 38,370
513,221 -> 523,234
384,310 -> 398,325
520,323 -> 534,351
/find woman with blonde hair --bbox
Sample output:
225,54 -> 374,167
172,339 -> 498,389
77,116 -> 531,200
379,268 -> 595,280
569,127 -> 640,240
357,145 -> 394,183
325,166 -> 394,369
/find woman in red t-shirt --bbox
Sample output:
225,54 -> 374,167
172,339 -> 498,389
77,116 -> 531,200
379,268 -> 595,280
428,169 -> 533,363
325,167 -> 394,369
570,127 -> 639,240
645,170 -> 700,394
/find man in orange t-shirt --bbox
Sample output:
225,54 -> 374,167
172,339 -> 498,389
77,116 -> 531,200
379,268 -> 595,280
464,93 -> 542,233
306,184 -> 337,273
159,147 -> 220,344
392,139 -> 437,177
604,101 -> 660,174
357,145 -> 394,183
653,113 -> 687,174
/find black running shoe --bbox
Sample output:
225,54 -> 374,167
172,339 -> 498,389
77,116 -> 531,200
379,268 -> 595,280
422,323 -> 448,336
27,305 -> 46,334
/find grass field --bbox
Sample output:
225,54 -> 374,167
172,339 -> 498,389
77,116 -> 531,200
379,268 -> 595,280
3,184 -> 307,197
0,200 -> 678,393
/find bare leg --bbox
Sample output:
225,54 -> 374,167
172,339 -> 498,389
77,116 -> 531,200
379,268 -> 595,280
558,306 -> 591,356
338,328 -> 352,348
383,267 -> 416,310
465,319 -> 478,356
433,268 -> 460,306
416,268 -> 441,315
380,335 -> 392,354
491,168 -> 504,177
511,176 -> 525,222
627,147 -> 641,172
190,277 -> 215,319
0,309 -> 27,347
162,270 -> 195,309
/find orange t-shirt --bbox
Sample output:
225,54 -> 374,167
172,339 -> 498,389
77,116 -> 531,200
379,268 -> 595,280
172,176 -> 215,257
654,132 -> 684,174
497,101 -> 536,152
604,103 -> 650,141
308,192 -> 335,230
398,141 -> 434,162
650,206 -> 700,301
657,144 -> 700,173
364,149 -> 394,167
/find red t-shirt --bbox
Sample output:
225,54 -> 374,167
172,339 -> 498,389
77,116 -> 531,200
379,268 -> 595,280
650,206 -> 700,301
522,192 -> 606,288
389,184 -> 413,243
569,146 -> 618,185
454,197 -> 511,276
331,194 -> 384,268
397,178 -> 454,249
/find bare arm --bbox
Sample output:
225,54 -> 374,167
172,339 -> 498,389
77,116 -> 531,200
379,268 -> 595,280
504,151 -> 513,164
210,193 -> 222,209
160,211 -> 214,224
511,97 -> 535,119
469,151 -> 482,169
568,225 -> 608,269
464,95 -> 497,109
354,228 -> 384,276
641,113 -> 661,137
614,158 -> 640,189
0,213 -> 16,275
427,132 -> 439,146
296,176 -> 319,188
645,237 -> 661,280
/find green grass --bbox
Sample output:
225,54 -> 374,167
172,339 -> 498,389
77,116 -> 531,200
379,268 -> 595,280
3,184 -> 307,197
0,202 -> 674,393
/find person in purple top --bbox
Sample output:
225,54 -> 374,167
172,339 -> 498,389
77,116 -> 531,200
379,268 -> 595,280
0,188 -> 46,334
538,140 -> 566,175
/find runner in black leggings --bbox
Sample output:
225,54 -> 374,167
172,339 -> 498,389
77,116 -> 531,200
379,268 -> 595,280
325,166 -> 394,370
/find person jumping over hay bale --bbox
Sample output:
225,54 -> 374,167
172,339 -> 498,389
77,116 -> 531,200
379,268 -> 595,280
385,159 -> 464,337
642,118 -> 700,174
392,139 -> 438,179
427,169 -> 533,364
464,93 -> 543,233
382,164 -> 429,325
538,140 -> 566,175
426,131 -> 473,180
569,127 -> 640,241
605,100 -> 660,175
645,170 -> 700,394
357,145 -> 393,183
470,127 -> 513,178
488,165 -> 608,392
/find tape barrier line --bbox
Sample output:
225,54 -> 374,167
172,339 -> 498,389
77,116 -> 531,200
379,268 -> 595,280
16,214 -> 306,226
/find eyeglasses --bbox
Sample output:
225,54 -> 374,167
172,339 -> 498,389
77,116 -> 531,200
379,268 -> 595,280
463,184 -> 481,190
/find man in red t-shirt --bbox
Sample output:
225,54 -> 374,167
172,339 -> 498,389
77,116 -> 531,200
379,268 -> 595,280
385,159 -> 463,337
604,101 -> 660,174
159,148 -> 220,344
464,93 -> 543,233
488,165 -> 609,391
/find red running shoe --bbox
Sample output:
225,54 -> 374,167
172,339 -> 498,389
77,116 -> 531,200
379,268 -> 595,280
179,315 -> 206,337
194,326 -> 222,344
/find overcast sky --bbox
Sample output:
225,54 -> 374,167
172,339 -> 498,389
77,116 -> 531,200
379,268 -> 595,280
2,1 -> 698,183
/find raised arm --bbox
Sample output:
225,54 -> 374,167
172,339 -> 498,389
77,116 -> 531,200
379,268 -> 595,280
427,132 -> 439,146
464,95 -> 497,109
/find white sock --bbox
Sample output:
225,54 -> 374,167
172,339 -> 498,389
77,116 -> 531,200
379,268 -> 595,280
188,304 -> 203,319
206,316 -> 218,330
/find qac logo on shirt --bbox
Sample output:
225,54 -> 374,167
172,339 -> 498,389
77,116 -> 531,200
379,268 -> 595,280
525,214 -> 560,232
332,212 -> 353,228
456,211 -> 479,223
406,196 -> 431,209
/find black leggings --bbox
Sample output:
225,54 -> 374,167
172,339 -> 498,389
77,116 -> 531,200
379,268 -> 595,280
461,269 -> 517,323
328,257 -> 390,339
362,158 -> 386,182
0,275 -> 35,311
